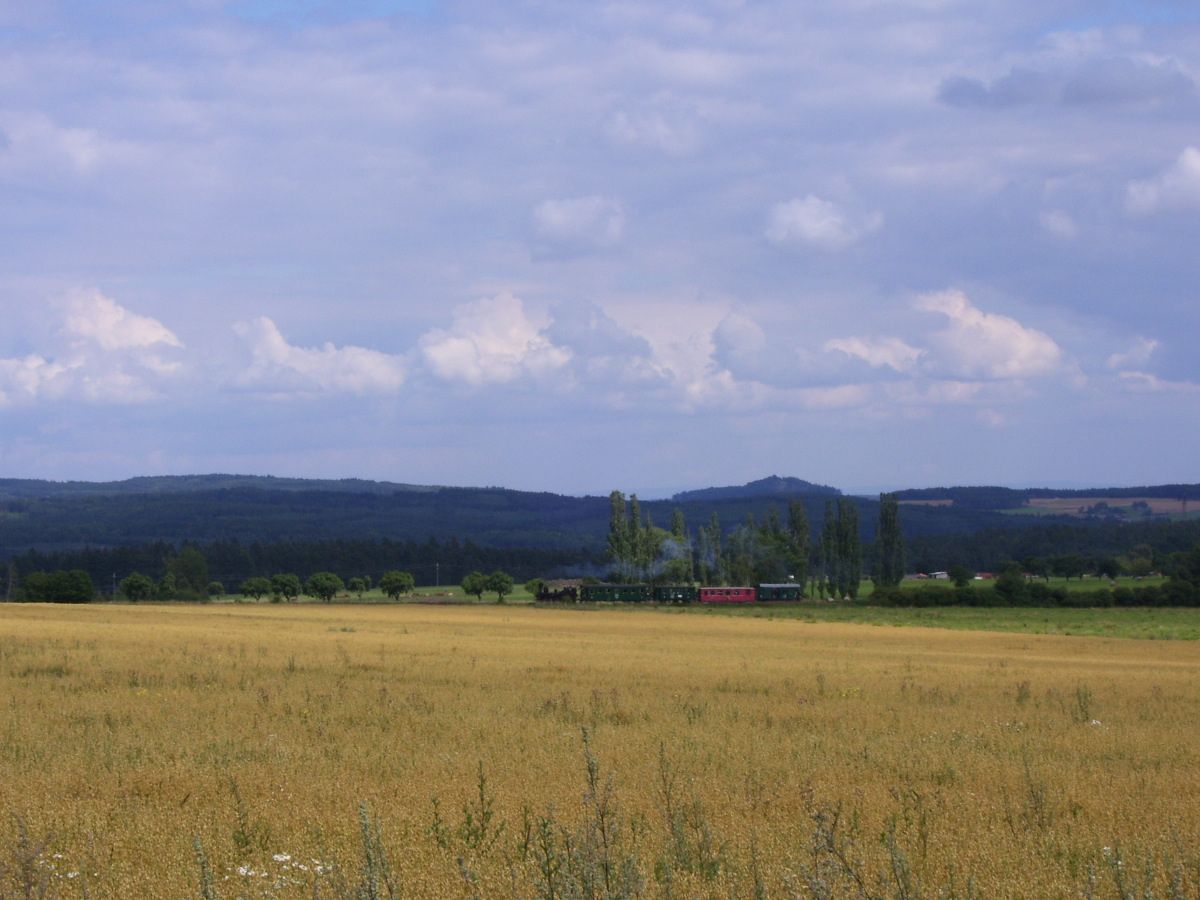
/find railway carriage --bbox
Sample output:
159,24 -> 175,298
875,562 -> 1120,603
698,586 -> 757,603
757,583 -> 805,601
653,584 -> 699,603
579,583 -> 653,602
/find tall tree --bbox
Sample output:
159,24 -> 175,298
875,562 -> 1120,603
836,498 -> 862,599
166,546 -> 210,596
707,512 -> 724,585
669,508 -> 694,582
628,494 -> 644,578
787,500 -> 810,587
875,492 -> 905,588
606,491 -> 631,579
820,501 -> 837,598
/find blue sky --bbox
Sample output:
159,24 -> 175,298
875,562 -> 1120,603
1,0 -> 1197,496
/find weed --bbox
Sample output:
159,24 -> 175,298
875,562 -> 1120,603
228,777 -> 271,854
1015,680 -> 1032,704
0,817 -> 54,900
193,836 -> 217,900
355,803 -> 399,900
1072,684 -> 1096,723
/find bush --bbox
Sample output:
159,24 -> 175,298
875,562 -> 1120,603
120,572 -> 155,602
21,569 -> 94,603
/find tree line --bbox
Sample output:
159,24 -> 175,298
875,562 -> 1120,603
5,535 -> 597,600
604,490 -> 906,599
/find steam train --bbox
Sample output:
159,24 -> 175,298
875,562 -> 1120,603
536,583 -> 805,603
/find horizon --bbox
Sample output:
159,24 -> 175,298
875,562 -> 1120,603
3,469 -> 1194,503
2,2 -> 1198,489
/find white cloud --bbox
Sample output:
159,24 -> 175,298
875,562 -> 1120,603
0,355 -> 69,406
605,106 -> 700,156
915,289 -> 1061,380
1106,336 -> 1158,370
1126,147 -> 1200,215
1116,371 -> 1200,394
0,290 -> 184,406
420,292 -> 571,386
533,196 -> 624,254
1039,209 -> 1078,239
233,317 -> 405,395
766,196 -> 883,251
63,289 -> 183,351
825,336 -> 922,372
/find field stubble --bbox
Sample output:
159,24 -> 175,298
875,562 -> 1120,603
1,603 -> 1198,898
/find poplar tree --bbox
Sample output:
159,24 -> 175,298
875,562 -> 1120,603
670,508 -> 695,582
820,501 -> 836,598
787,500 -> 810,587
707,512 -> 724,585
875,492 -> 905,588
836,497 -> 861,599
629,494 -> 645,579
607,490 -> 631,579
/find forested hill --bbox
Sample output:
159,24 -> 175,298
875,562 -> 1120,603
1,474 -> 1197,562
0,474 -> 1014,559
895,484 -> 1200,509
0,474 -> 439,499
672,475 -> 839,503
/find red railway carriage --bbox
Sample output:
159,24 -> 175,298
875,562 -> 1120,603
698,586 -> 757,603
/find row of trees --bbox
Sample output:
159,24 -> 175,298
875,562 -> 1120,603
461,570 -> 515,602
605,491 -> 905,600
7,536 -> 592,601
874,543 -> 1200,608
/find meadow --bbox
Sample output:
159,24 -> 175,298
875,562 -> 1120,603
2,602 -> 1199,898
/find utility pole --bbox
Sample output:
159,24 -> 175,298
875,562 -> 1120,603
435,562 -> 440,588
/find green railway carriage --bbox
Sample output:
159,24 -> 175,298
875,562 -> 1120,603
652,585 -> 699,603
580,583 -> 654,602
757,583 -> 805,601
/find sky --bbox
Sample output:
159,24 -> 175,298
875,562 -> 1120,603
1,0 -> 1198,497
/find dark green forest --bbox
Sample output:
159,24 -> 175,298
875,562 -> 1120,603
3,475 -> 1200,603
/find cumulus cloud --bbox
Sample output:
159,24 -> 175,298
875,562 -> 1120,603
1106,336 -> 1159,370
420,292 -> 571,386
915,289 -> 1061,380
0,355 -> 69,406
825,336 -> 923,373
533,196 -> 624,256
1126,147 -> 1200,215
0,290 -> 183,406
63,289 -> 183,351
938,57 -> 1194,109
765,196 -> 882,251
233,317 -> 405,395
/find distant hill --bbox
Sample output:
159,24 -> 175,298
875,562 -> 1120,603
895,484 -> 1200,514
2,473 -> 1196,563
0,474 -> 439,500
672,475 -> 840,503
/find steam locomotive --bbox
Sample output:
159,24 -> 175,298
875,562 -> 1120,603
536,583 -> 805,603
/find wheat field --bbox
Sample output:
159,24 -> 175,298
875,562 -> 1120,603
2,602 -> 1198,898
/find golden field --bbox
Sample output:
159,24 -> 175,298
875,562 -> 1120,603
2,602 -> 1198,898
